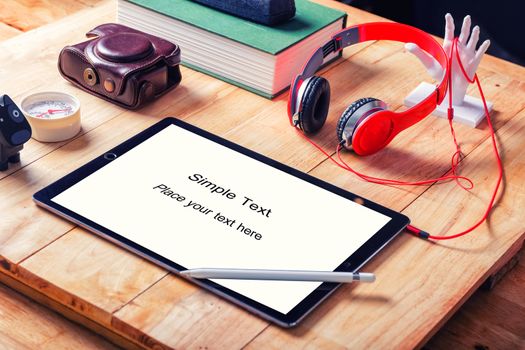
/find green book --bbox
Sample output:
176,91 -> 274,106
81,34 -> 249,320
118,0 -> 347,98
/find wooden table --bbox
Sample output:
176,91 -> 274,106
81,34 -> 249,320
0,283 -> 117,349
1,1 -> 524,349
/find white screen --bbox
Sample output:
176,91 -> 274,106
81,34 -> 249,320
52,124 -> 391,314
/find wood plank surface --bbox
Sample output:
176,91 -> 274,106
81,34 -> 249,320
427,246 -> 525,349
0,22 -> 21,41
0,283 -> 117,350
0,0 -> 106,32
0,0 -> 524,349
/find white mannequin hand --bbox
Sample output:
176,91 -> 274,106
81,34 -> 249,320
405,13 -> 490,105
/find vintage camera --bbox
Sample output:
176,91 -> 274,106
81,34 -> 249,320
0,95 -> 32,171
58,23 -> 182,109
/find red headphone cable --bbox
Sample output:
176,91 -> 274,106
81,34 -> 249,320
407,38 -> 503,240
297,37 -> 503,241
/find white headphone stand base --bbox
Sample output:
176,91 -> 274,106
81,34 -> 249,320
404,82 -> 493,128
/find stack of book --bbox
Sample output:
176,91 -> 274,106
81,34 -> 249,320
117,0 -> 346,98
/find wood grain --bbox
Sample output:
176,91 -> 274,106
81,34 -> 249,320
113,274 -> 268,349
0,269 -> 146,350
427,245 -> 525,349
18,228 -> 167,318
0,22 -> 20,41
0,0 -> 106,32
0,0 -> 523,349
0,283 -> 117,350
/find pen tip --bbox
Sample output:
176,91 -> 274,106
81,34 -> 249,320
359,273 -> 376,282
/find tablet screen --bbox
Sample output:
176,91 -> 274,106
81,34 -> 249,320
51,123 -> 391,314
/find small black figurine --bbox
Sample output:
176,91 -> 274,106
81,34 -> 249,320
0,95 -> 32,171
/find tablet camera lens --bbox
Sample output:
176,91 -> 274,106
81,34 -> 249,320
104,152 -> 117,160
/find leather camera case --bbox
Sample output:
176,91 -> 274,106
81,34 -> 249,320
58,23 -> 182,109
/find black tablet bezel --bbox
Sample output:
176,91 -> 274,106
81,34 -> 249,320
33,117 -> 409,327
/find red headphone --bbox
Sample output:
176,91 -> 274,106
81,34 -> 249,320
288,23 -> 504,241
288,22 -> 449,156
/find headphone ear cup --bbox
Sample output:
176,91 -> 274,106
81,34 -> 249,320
336,97 -> 386,149
298,76 -> 330,133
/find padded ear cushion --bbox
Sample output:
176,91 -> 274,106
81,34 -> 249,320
336,97 -> 383,146
298,76 -> 330,133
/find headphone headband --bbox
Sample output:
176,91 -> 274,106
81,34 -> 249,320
288,22 -> 449,126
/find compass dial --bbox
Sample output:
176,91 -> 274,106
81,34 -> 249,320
24,99 -> 76,119
20,92 -> 81,142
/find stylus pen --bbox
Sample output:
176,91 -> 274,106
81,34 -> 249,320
180,268 -> 376,283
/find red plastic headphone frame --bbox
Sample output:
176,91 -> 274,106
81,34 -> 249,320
288,22 -> 449,156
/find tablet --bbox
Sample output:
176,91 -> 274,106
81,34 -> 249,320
34,117 -> 409,327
